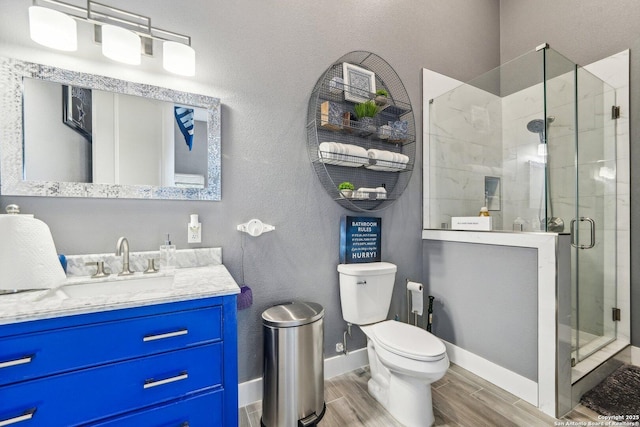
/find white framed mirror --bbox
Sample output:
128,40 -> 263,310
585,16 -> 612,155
0,57 -> 221,200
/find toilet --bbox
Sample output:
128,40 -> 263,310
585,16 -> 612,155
338,262 -> 449,427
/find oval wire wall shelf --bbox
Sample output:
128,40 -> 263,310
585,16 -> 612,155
306,51 -> 416,212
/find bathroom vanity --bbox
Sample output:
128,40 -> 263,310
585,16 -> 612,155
0,256 -> 239,426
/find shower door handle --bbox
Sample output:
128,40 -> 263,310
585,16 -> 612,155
570,217 -> 596,249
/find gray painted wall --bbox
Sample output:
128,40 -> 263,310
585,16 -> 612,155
499,0 -> 640,348
423,240 -> 539,380
0,0 -> 500,382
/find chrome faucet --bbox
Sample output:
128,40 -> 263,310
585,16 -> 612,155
115,237 -> 134,276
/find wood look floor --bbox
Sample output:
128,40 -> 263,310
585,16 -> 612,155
240,363 -> 602,427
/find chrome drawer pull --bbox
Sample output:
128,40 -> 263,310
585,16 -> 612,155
0,408 -> 36,426
0,355 -> 33,369
143,329 -> 188,342
143,371 -> 188,389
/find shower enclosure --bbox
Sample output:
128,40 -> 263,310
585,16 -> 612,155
427,45 -> 618,367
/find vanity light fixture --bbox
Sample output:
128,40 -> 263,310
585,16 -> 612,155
101,24 -> 141,65
163,41 -> 196,77
28,5 -> 77,51
27,0 -> 196,75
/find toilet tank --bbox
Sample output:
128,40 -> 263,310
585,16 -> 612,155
337,262 -> 397,325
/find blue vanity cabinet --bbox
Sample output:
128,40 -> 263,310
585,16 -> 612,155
0,294 -> 238,427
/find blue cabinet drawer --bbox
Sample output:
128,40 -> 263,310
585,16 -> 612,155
88,390 -> 223,426
0,305 -> 221,386
0,343 -> 222,426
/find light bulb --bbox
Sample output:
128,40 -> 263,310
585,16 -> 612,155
29,6 -> 77,51
163,41 -> 196,76
101,24 -> 141,65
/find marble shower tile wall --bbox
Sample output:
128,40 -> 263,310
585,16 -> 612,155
501,83 -> 546,231
429,82 -> 503,228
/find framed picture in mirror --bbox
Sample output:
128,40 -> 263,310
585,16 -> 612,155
62,85 -> 92,142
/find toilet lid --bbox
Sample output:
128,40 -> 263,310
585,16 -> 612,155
371,320 -> 446,362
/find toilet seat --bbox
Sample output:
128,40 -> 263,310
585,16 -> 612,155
365,320 -> 446,362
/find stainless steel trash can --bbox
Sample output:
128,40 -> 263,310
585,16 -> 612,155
261,301 -> 325,427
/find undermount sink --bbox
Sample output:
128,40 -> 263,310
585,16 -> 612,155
60,274 -> 174,298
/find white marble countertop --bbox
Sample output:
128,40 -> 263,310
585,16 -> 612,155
0,263 -> 240,326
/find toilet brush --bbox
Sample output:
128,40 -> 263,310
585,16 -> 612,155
426,296 -> 435,332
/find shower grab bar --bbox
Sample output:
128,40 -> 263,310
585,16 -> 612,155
570,217 -> 596,249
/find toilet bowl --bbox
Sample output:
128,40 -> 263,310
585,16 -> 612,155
360,320 -> 449,427
337,262 -> 449,427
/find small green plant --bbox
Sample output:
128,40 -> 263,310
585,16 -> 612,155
354,100 -> 379,119
338,181 -> 355,191
376,88 -> 389,97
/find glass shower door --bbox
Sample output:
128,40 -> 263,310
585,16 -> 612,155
572,66 -> 617,362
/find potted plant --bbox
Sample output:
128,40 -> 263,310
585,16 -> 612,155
338,181 -> 355,198
374,88 -> 389,107
354,100 -> 379,135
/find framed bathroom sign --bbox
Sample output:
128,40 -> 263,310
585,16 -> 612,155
340,216 -> 381,264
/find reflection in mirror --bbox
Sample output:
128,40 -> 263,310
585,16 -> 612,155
0,57 -> 220,200
23,78 -> 208,188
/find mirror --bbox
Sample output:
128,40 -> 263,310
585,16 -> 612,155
0,57 -> 221,200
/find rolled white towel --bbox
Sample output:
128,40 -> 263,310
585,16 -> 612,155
356,187 -> 379,199
354,187 -> 387,200
318,142 -> 341,164
319,141 -> 334,153
397,153 -> 410,164
332,143 -> 344,165
367,149 -> 394,162
366,165 -> 393,172
341,144 -> 351,164
397,153 -> 409,170
319,152 -> 339,164
347,145 -> 369,166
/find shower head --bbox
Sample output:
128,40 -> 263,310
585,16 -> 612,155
527,117 -> 555,144
527,119 -> 545,134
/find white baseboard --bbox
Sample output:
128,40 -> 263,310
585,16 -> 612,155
443,340 -> 538,406
238,348 -> 368,408
238,377 -> 262,409
632,346 -> 640,366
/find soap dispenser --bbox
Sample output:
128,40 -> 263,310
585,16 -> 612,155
160,234 -> 176,270
479,206 -> 490,217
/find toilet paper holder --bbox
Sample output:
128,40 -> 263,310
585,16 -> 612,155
406,280 -> 423,326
